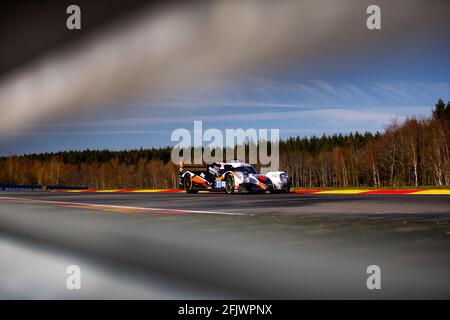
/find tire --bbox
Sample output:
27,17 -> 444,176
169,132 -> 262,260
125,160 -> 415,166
225,173 -> 235,194
183,174 -> 198,193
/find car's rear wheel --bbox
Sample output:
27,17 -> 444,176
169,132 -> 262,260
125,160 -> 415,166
225,174 -> 235,194
183,174 -> 198,193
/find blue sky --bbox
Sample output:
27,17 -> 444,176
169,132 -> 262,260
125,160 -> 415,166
2,28 -> 449,156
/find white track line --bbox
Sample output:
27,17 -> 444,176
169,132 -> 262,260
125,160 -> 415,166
0,196 -> 250,216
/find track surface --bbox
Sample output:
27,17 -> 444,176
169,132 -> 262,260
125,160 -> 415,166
1,192 -> 449,299
2,192 -> 450,220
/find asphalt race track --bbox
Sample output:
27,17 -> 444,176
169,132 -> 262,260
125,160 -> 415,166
2,191 -> 450,219
1,192 -> 449,299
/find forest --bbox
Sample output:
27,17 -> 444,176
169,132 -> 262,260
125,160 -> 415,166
1,99 -> 449,189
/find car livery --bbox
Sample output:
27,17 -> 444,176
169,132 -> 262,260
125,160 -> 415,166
178,161 -> 291,194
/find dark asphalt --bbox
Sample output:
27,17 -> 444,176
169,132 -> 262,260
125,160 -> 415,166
1,192 -> 449,299
2,191 -> 450,220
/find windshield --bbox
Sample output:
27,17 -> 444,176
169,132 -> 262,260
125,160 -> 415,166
234,166 -> 257,174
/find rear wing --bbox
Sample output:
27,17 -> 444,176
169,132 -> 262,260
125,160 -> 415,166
178,162 -> 208,174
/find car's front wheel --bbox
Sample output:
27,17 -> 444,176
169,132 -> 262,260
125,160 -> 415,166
225,174 -> 235,194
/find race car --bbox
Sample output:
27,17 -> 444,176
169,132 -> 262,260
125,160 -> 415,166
178,161 -> 291,194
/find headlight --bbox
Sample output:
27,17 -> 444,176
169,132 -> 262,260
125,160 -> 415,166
280,173 -> 288,183
243,174 -> 250,183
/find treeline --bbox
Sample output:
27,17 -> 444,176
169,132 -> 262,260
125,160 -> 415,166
0,156 -> 178,190
20,147 -> 173,165
281,99 -> 450,187
0,147 -> 177,189
0,99 -> 449,189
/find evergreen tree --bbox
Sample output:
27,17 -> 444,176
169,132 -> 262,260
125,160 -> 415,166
444,101 -> 450,121
432,99 -> 446,120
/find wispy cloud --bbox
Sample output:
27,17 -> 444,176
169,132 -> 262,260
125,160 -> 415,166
127,77 -> 449,109
372,81 -> 450,104
44,106 -> 426,130
9,130 -> 170,136
33,75 -> 445,133
12,77 -> 449,141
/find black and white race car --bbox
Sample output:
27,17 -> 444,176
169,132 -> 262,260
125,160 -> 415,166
178,161 -> 291,194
